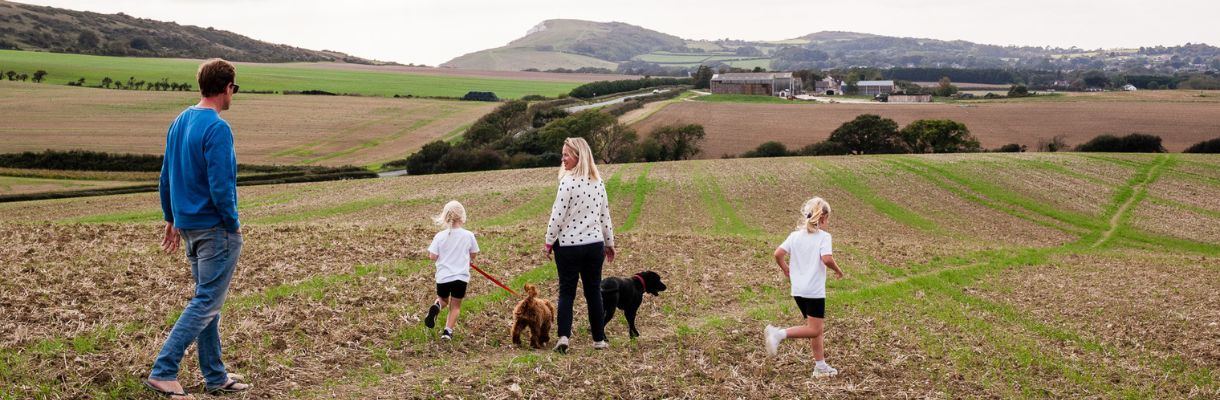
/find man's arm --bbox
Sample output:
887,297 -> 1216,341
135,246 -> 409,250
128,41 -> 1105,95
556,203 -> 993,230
204,124 -> 241,233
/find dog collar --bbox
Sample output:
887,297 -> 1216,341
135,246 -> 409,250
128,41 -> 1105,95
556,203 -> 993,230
633,274 -> 646,292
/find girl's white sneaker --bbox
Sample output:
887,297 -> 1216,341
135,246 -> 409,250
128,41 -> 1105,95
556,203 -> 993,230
813,363 -> 839,377
553,336 -> 569,353
764,325 -> 781,355
593,340 -> 609,350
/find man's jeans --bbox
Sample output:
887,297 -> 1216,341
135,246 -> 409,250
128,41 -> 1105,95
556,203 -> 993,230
150,226 -> 242,387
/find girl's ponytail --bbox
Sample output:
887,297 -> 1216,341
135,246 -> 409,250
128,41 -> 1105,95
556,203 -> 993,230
432,200 -> 467,230
798,197 -> 831,233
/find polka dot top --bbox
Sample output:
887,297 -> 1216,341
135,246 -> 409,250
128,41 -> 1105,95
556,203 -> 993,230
545,175 -> 615,248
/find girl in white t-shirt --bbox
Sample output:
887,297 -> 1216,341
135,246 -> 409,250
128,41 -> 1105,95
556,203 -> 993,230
764,197 -> 844,377
424,200 -> 479,340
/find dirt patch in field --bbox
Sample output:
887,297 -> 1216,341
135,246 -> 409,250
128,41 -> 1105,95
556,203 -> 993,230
630,101 -> 1220,157
979,251 -> 1220,371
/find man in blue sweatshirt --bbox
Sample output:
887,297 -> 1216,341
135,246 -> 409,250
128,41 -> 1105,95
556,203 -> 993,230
145,59 -> 250,399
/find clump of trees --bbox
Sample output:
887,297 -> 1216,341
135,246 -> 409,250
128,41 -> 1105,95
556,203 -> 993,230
93,76 -> 193,91
395,98 -> 705,175
3,69 -> 45,82
740,115 -> 981,158
1074,133 -> 1166,152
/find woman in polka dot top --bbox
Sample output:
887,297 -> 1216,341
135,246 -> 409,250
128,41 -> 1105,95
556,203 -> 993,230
543,137 -> 616,353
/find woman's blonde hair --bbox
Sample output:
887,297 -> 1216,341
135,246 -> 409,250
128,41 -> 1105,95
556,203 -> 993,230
797,197 -> 831,233
557,137 -> 601,181
432,200 -> 467,229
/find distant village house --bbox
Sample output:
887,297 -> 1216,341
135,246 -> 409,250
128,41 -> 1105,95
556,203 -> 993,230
856,80 -> 896,96
710,72 -> 803,97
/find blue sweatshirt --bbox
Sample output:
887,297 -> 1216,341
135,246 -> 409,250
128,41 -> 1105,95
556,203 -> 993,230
159,106 -> 240,233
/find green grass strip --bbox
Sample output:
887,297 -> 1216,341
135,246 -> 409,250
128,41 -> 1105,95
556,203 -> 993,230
808,159 -> 943,235
474,186 -> 553,228
695,170 -> 761,237
884,158 -> 1083,235
1148,196 -> 1220,219
896,157 -> 1102,232
1093,155 -> 1168,248
618,164 -> 655,233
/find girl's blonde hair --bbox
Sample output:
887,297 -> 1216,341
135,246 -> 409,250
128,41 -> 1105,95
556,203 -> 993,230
557,137 -> 602,181
797,197 -> 831,233
432,200 -> 467,229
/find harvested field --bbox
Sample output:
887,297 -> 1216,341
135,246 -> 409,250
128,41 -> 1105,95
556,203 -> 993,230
630,98 -> 1220,157
0,81 -> 495,167
1,154 -> 1218,398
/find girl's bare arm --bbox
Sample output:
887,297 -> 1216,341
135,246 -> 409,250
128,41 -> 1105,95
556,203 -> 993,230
822,254 -> 843,278
774,247 -> 790,277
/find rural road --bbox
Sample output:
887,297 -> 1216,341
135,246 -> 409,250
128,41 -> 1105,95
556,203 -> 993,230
565,89 -> 670,113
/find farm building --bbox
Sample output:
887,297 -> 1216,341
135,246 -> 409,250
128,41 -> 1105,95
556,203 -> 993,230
857,80 -> 896,96
815,76 -> 843,95
887,94 -> 933,103
710,72 -> 802,96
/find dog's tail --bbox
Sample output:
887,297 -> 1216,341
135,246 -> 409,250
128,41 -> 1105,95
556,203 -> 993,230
523,283 -> 539,299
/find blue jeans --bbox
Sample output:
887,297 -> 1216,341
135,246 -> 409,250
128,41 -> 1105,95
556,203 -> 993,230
150,226 -> 242,387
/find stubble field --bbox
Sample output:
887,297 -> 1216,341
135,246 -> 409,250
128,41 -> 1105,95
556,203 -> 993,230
1,153 -> 1217,399
630,91 -> 1220,157
0,81 -> 496,168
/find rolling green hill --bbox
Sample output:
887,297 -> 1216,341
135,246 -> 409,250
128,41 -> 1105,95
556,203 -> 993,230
443,20 -> 1220,75
0,0 -> 378,63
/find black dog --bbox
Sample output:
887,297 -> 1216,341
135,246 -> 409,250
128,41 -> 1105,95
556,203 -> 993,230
601,271 -> 667,338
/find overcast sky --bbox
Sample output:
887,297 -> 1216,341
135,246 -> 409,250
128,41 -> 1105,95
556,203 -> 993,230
19,0 -> 1220,65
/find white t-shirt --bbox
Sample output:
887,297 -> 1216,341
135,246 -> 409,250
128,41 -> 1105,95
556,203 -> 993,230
779,229 -> 833,298
427,228 -> 479,283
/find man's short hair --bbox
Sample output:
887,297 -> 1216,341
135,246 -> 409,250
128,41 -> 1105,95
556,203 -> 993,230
197,59 -> 235,97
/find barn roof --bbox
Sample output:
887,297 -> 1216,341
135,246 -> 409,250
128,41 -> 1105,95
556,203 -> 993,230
857,80 -> 895,86
711,72 -> 795,83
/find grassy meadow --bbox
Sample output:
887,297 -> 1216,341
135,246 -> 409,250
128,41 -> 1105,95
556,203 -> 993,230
1,153 -> 1217,398
0,50 -> 583,98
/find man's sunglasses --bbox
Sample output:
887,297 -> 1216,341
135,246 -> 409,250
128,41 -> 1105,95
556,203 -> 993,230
230,83 -> 240,94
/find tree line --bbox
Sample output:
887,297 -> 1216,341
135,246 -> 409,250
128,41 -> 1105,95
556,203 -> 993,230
1,69 -> 48,83
569,77 -> 692,99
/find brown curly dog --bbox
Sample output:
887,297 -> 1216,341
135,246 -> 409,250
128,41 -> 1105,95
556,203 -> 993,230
511,284 -> 555,349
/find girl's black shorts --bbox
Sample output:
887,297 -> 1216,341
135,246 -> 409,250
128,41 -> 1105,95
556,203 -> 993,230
793,296 -> 825,319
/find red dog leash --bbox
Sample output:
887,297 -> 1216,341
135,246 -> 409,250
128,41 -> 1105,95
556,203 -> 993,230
470,263 -> 523,298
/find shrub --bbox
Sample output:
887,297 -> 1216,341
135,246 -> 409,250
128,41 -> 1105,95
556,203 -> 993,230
1074,133 -> 1165,153
798,141 -> 850,156
648,124 -> 706,161
405,140 -> 452,175
521,94 -> 550,101
1183,137 -> 1220,153
1007,84 -> 1030,98
741,141 -> 792,158
1036,135 -> 1070,152
434,148 -> 505,173
462,91 -> 499,102
995,143 -> 1026,152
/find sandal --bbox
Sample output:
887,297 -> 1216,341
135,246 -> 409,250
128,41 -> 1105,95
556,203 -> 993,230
143,378 -> 193,399
206,373 -> 251,394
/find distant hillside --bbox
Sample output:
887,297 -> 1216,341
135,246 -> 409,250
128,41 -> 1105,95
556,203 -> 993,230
0,0 -> 379,64
442,19 -> 685,71
444,20 -> 1220,76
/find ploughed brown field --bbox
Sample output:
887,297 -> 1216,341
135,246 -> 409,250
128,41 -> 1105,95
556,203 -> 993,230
1,154 -> 1218,398
631,91 -> 1220,157
0,81 -> 495,167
